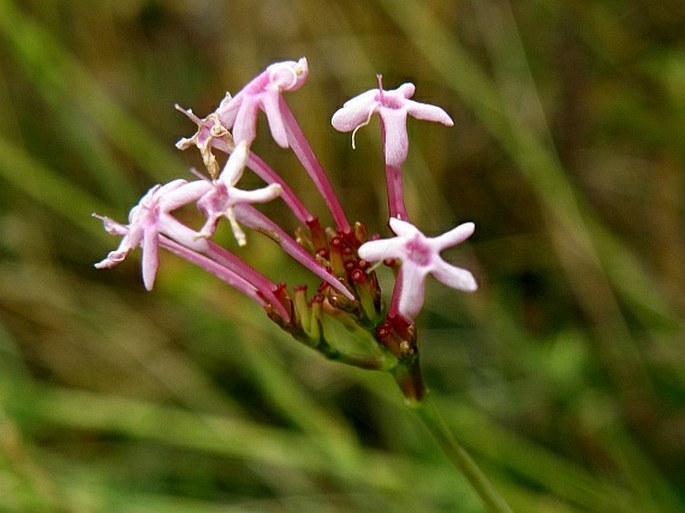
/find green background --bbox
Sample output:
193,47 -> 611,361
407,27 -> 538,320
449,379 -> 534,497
0,1 -> 683,511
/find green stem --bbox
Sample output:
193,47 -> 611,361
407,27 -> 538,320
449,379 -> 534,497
409,393 -> 514,513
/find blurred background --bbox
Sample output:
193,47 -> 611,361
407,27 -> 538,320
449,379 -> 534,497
0,1 -> 684,511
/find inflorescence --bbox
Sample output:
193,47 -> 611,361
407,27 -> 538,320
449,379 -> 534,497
94,58 -> 477,400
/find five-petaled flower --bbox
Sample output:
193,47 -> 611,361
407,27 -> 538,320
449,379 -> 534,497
331,78 -> 454,168
193,141 -> 282,245
94,179 -> 191,291
358,217 -> 477,322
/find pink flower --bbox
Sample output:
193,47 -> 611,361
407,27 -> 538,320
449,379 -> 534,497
94,179 -> 193,290
192,141 -> 282,245
358,218 -> 477,321
178,58 -> 309,152
331,78 -> 454,168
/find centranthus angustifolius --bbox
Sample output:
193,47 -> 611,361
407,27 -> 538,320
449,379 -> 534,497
94,58 -> 477,402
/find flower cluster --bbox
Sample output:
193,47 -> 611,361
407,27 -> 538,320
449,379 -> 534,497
95,59 -> 477,400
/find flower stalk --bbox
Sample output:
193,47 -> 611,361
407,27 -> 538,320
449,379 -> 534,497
410,394 -> 514,513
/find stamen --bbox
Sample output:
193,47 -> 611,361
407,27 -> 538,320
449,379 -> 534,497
376,74 -> 384,101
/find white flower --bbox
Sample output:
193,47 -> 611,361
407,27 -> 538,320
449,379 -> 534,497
193,141 -> 282,246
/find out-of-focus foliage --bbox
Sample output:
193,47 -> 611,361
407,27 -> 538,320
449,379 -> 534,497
0,0 -> 683,511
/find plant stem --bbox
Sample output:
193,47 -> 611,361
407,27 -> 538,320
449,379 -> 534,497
409,393 -> 514,513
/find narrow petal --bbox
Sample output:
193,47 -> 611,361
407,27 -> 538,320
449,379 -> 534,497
196,211 -> 223,239
433,222 -> 475,250
219,141 -> 250,187
232,98 -> 259,146
431,258 -> 478,292
245,151 -> 313,223
94,249 -> 127,269
292,57 -> 309,88
406,100 -> 454,126
397,82 -> 416,99
266,58 -> 309,92
159,180 -> 210,213
379,108 -> 410,167
261,91 -> 289,147
93,213 -> 128,237
357,237 -> 406,262
331,90 -> 378,132
388,217 -> 420,238
398,264 -> 429,320
215,93 -> 240,128
141,226 -> 160,291
159,215 -> 209,252
229,183 -> 282,205
155,179 -> 189,198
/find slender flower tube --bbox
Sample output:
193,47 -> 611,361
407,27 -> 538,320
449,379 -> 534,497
277,95 -> 350,231
233,203 -> 355,302
358,217 -> 477,321
96,216 -> 290,322
160,235 -> 290,321
245,150 -> 313,223
151,215 -> 286,312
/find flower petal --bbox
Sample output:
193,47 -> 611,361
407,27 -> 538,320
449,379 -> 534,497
141,225 -> 160,291
398,263 -> 429,320
232,98 -> 259,146
94,247 -> 127,269
405,99 -> 454,126
388,217 -> 419,238
434,222 -> 475,249
431,257 -> 478,292
261,91 -> 289,147
331,90 -> 378,132
379,108 -> 410,167
229,183 -> 282,205
357,237 -> 405,262
159,180 -> 210,213
397,82 -> 416,99
218,141 -> 250,187
93,214 -> 128,237
266,58 -> 309,92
